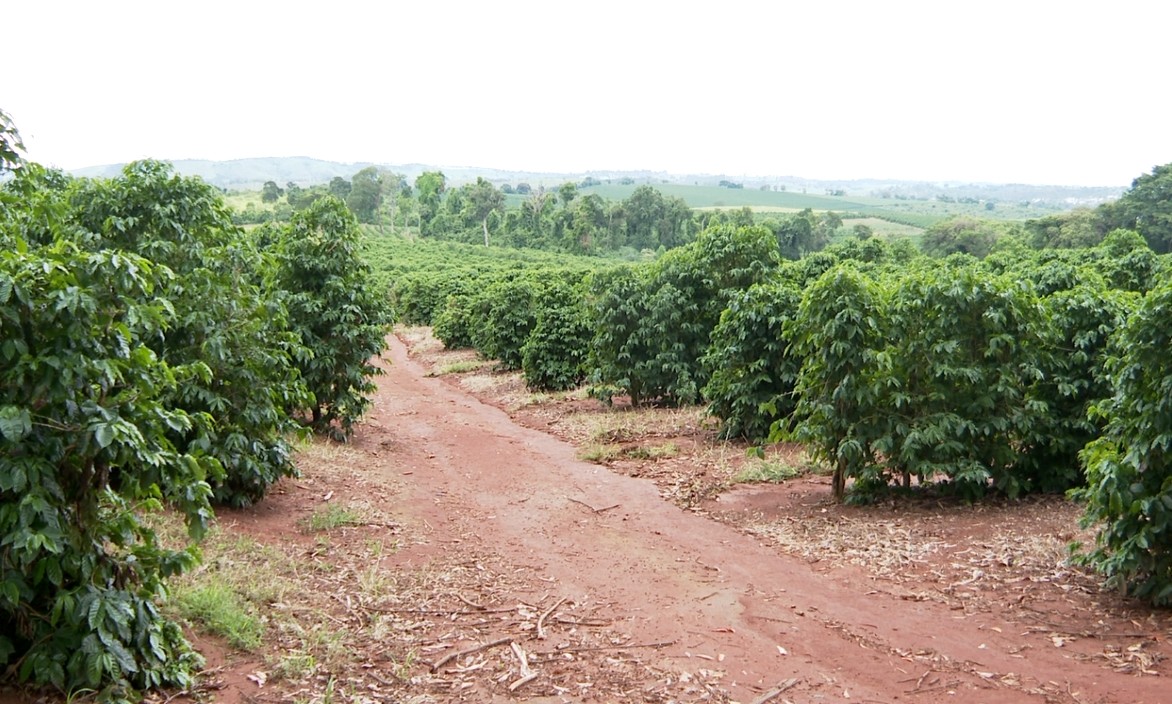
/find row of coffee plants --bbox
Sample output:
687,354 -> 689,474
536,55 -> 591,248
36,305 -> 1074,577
1,158 -> 391,698
373,236 -> 605,329
785,255 -> 1137,501
705,231 -> 1172,603
385,216 -> 1172,603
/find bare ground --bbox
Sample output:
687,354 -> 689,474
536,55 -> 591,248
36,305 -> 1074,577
7,326 -> 1169,704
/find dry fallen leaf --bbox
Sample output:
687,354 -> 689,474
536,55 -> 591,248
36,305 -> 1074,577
246,671 -> 267,688
777,645 -> 789,656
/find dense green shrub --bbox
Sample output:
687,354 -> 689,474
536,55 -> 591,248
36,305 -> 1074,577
589,225 -> 778,406
702,279 -> 802,440
277,197 -> 395,438
0,218 -> 212,698
521,281 -> 592,391
0,162 -> 398,698
587,266 -> 664,406
1094,228 -> 1159,293
788,261 -> 1075,501
785,265 -> 889,498
469,276 -> 540,371
431,286 -> 480,350
1017,283 -> 1136,492
1075,280 -> 1172,604
392,269 -> 477,326
67,161 -> 310,507
879,264 -> 1048,498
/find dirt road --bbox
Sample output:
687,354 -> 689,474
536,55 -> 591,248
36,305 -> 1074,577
332,333 -> 1164,703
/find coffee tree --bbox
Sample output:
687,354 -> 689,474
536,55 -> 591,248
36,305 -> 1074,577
430,281 -> 481,350
1076,280 -> 1172,604
879,263 -> 1047,498
521,279 -> 592,391
785,265 -> 889,498
67,161 -> 311,506
1019,280 -> 1136,492
277,197 -> 395,438
702,279 -> 802,441
1,172 -> 213,697
469,275 -> 541,371
589,225 -> 778,406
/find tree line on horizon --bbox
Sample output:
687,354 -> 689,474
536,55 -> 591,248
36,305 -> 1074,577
239,159 -> 1172,260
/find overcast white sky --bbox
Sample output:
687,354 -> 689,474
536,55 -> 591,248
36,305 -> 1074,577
6,1 -> 1170,186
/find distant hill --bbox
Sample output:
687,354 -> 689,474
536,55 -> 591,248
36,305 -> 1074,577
68,157 -> 1125,207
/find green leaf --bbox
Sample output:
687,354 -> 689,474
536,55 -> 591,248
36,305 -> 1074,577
0,406 -> 31,442
93,422 -> 116,449
106,638 -> 139,674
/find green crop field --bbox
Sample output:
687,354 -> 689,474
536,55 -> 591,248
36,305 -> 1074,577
222,190 -> 266,211
838,216 -> 925,239
496,182 -> 1072,230
582,183 -> 871,211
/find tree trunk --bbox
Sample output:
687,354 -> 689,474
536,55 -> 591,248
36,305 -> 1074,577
482,217 -> 490,247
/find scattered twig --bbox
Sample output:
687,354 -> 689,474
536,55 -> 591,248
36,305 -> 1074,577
1025,625 -> 1152,640
695,556 -> 720,572
909,669 -> 935,691
429,636 -> 513,672
908,682 -> 952,695
534,640 -> 676,656
454,592 -> 487,610
508,641 -> 538,692
567,496 -> 621,514
369,606 -> 516,616
554,615 -> 611,627
750,677 -> 799,704
537,596 -> 568,639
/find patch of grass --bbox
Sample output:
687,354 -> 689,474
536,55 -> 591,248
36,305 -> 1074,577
173,582 -> 265,651
270,651 -> 317,682
520,385 -> 590,407
433,359 -> 492,375
734,458 -> 804,484
389,648 -> 419,680
579,443 -> 622,463
300,503 -> 364,532
624,442 -> 680,460
586,406 -> 708,444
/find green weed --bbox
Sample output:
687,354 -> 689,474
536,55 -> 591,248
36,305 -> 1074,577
624,442 -> 680,460
300,503 -> 364,532
734,459 -> 804,484
434,359 -> 492,375
173,582 -> 265,650
579,443 -> 622,463
270,651 -> 318,681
